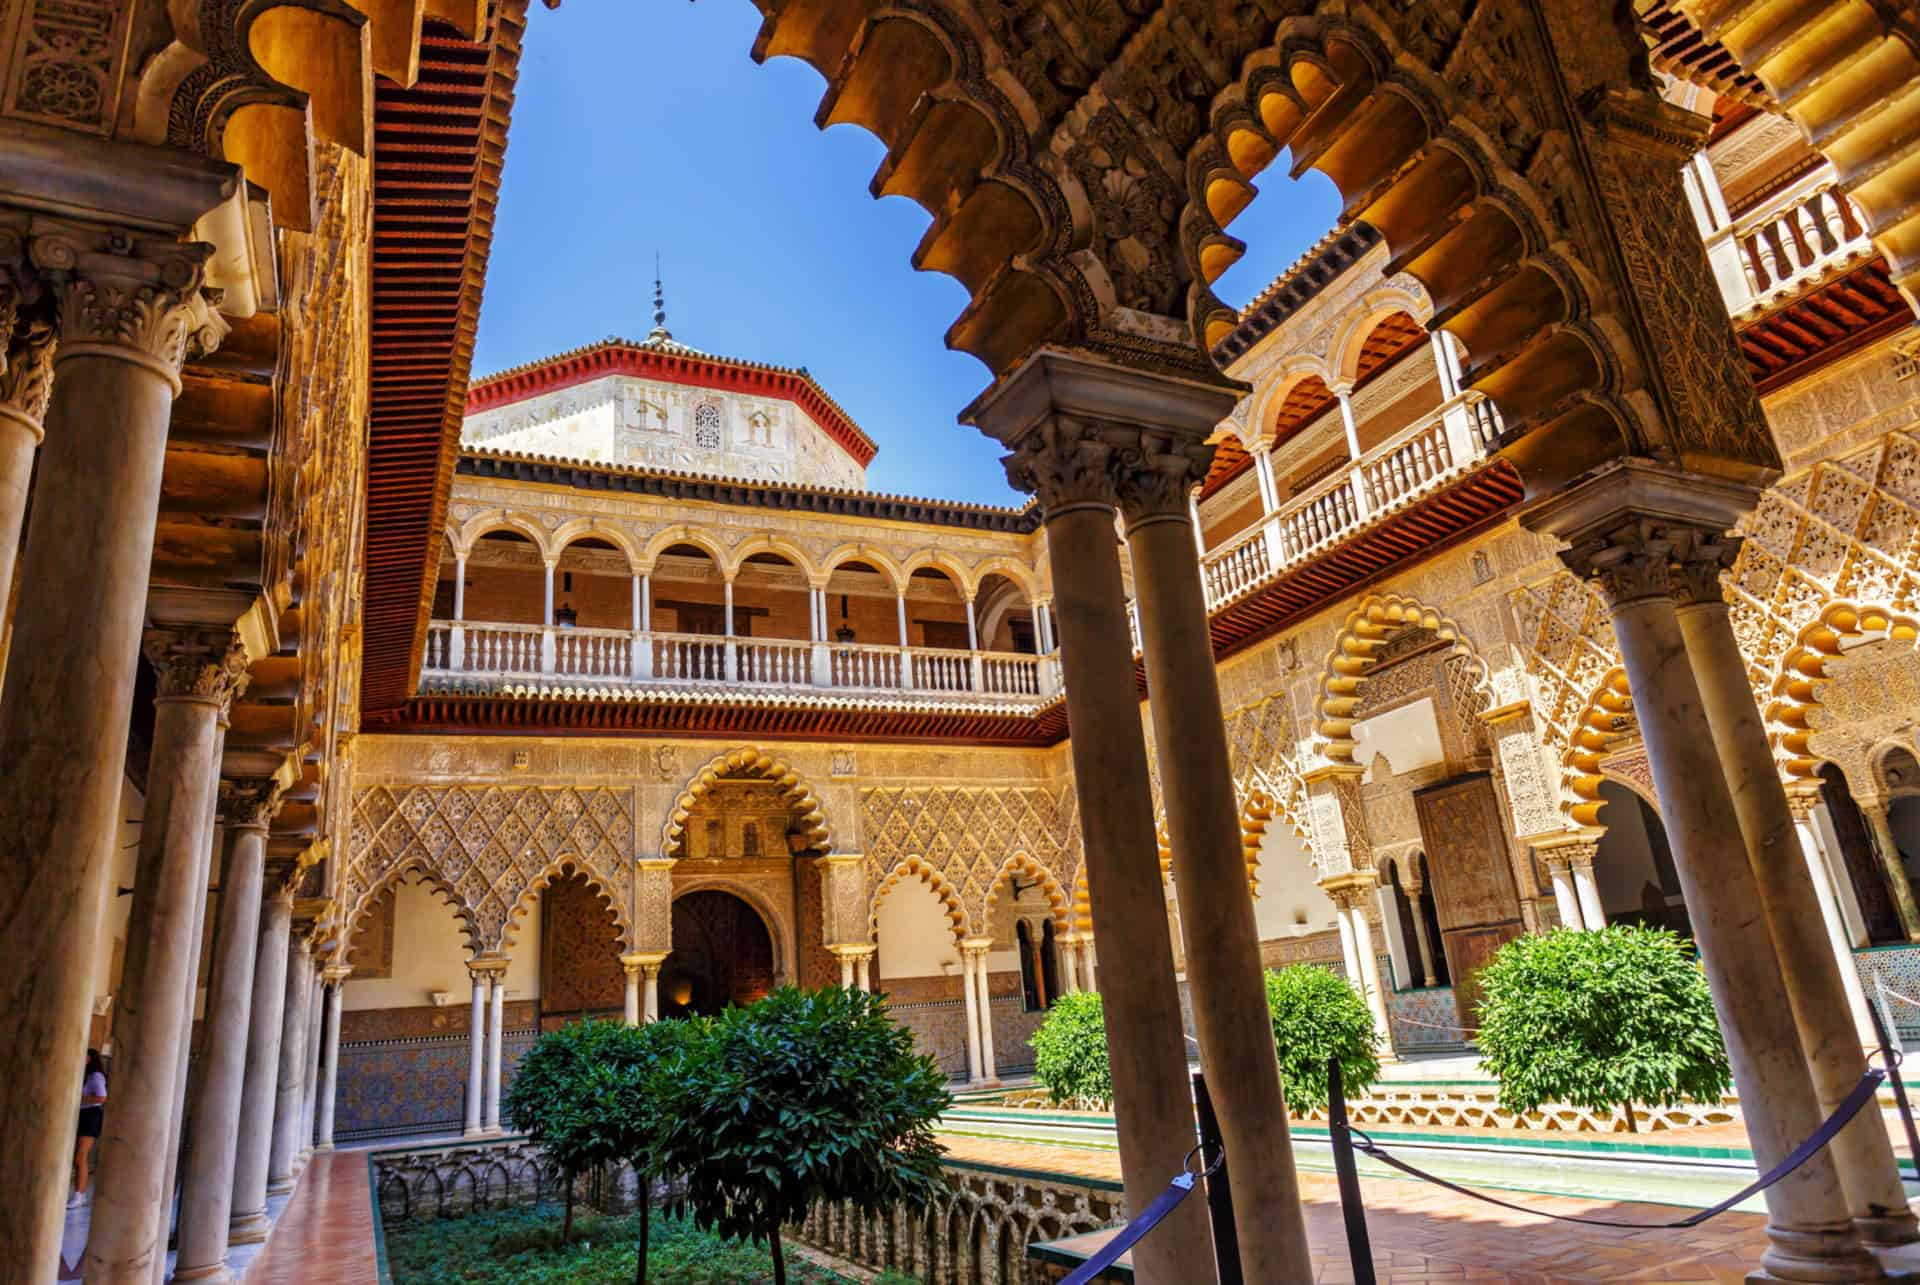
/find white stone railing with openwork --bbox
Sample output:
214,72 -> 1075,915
424,621 -> 1061,706
1701,167 -> 1875,318
1195,390 -> 1502,613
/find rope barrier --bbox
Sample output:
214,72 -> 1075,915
1337,1068 -> 1887,1230
1060,1144 -> 1222,1285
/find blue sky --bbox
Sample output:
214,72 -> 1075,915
474,3 -> 1343,505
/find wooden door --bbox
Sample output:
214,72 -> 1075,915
1413,773 -> 1524,1021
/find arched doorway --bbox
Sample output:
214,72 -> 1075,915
662,890 -> 775,1017
538,872 -> 626,1029
1592,780 -> 1689,936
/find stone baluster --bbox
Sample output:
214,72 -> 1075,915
174,780 -> 282,1283
85,629 -> 247,1285
0,222 -> 226,1279
267,934 -> 314,1196
229,880 -> 295,1245
1672,529 -> 1917,1247
973,357 -> 1234,1281
1548,504 -> 1880,1280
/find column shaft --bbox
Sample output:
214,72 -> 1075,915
1604,568 -> 1873,1280
0,403 -> 44,644
299,974 -> 323,1159
315,975 -> 344,1150
1405,887 -> 1439,982
1036,505 -> 1212,1279
642,966 -> 660,1024
84,679 -> 229,1283
1793,800 -> 1879,1050
959,953 -> 984,1084
1862,803 -> 1920,941
267,939 -> 313,1195
229,886 -> 293,1244
855,953 -> 871,993
1125,514 -> 1312,1280
1547,861 -> 1584,929
975,950 -> 999,1085
464,973 -> 486,1136
0,317 -> 208,1275
484,975 -> 504,1133
1677,589 -> 1916,1245
154,807 -> 225,1285
174,818 -> 270,1283
1350,906 -> 1393,1049
838,954 -> 855,989
623,967 -> 640,1027
1059,939 -> 1080,995
1570,860 -> 1607,932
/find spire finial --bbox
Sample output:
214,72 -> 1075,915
650,253 -> 669,339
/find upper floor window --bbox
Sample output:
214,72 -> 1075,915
693,403 -> 723,449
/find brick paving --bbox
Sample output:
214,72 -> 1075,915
940,1133 -> 1774,1283
248,1149 -> 379,1285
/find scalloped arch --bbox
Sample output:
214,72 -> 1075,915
662,747 -> 832,860
870,856 -> 967,945
499,855 -> 633,953
342,858 -> 482,960
978,852 -> 1071,938
1313,593 -> 1487,765
1769,602 -> 1920,781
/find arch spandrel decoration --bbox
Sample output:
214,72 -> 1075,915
344,783 -> 637,956
858,784 -> 1081,938
663,747 -> 831,861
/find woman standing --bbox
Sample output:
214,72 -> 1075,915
71,1049 -> 107,1208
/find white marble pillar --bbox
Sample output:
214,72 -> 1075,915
175,793 -> 275,1283
315,967 -> 348,1151
1568,852 -> 1607,932
464,968 -> 488,1136
643,962 -> 661,1024
484,971 -> 505,1133
1545,856 -> 1585,929
229,883 -> 294,1244
267,936 -> 314,1196
959,954 -> 984,1084
1675,546 -> 1918,1246
1058,936 -> 1081,994
453,552 -> 467,621
1334,902 -> 1363,987
0,227 -> 223,1279
1566,519 -> 1876,1279
855,951 -> 872,994
622,958 -> 641,1027
1402,875 -> 1439,982
1079,939 -> 1096,994
540,561 -> 556,673
969,943 -> 1001,1086
1347,900 -> 1393,1053
1790,785 -> 1879,1051
964,594 -> 983,691
1860,798 -> 1920,941
85,633 -> 243,1285
837,951 -> 856,989
299,973 -> 323,1161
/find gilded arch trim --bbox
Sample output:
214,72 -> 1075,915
663,746 -> 832,861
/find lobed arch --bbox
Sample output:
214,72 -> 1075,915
341,858 -> 483,962
978,852 -> 1072,938
1560,665 -> 1636,828
869,856 -> 968,945
1239,786 -> 1311,897
454,510 -> 554,562
723,535 -> 821,583
549,521 -> 644,572
498,854 -> 634,955
1769,602 -> 1920,782
818,544 -> 909,594
662,746 -> 831,860
1314,594 -> 1489,766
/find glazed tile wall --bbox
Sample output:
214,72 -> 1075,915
337,1026 -> 539,1141
1852,944 -> 1920,1037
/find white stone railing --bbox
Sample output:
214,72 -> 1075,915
424,620 -> 1060,707
1704,169 -> 1875,317
1197,391 -> 1501,611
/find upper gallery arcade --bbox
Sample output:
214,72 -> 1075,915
4,2 -> 1920,1284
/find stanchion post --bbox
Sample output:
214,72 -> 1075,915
1191,1070 -> 1241,1285
1868,973 -> 1920,1178
1327,1055 -> 1377,1285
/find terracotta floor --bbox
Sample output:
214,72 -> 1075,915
940,1133 -> 1775,1284
247,1149 -> 378,1284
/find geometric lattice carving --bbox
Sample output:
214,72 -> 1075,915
859,786 -> 1080,937
346,784 -> 636,956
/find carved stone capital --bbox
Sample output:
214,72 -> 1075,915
143,627 -> 251,710
1534,833 -> 1602,876
219,777 -> 285,832
1784,779 -> 1826,825
1000,414 -> 1122,513
1668,529 -> 1742,610
1110,429 -> 1213,529
1557,517 -> 1676,610
29,221 -> 225,390
1319,870 -> 1378,911
0,305 -> 57,433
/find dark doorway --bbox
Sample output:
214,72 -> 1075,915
662,891 -> 775,1017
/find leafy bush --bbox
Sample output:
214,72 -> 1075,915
651,985 -> 951,1285
1263,964 -> 1380,1112
1474,924 -> 1731,1130
1031,991 -> 1114,1108
502,1020 -> 636,1243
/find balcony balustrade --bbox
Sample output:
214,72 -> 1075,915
1703,169 -> 1876,318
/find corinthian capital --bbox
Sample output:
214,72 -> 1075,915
1001,415 -> 1122,513
1557,517 -> 1675,609
143,627 -> 251,710
219,777 -> 286,832
1667,527 -> 1741,609
29,221 -> 224,390
1110,429 -> 1212,528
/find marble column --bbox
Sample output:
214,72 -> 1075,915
966,943 -> 1000,1086
1058,935 -> 1081,994
854,949 -> 872,993
1349,894 -> 1393,1048
1543,855 -> 1585,929
0,224 -> 223,1279
1078,940 -> 1096,994
1858,798 -> 1920,942
267,936 -> 314,1196
1121,441 -> 1317,1282
1789,784 -> 1880,1051
1558,513 -> 1877,1280
229,882 -> 294,1244
84,631 -> 245,1284
484,969 -> 505,1133
299,972 -> 323,1161
0,288 -> 53,640
978,368 -> 1218,1282
154,809 -> 225,1285
175,786 -> 277,1283
642,961 -> 661,1024
837,950 -> 856,990
315,967 -> 349,1150
621,956 -> 641,1027
1333,901 -> 1363,987
1568,848 -> 1607,932
1401,874 -> 1440,980
1673,537 -> 1917,1246
464,967 -> 488,1136
958,952 -> 985,1084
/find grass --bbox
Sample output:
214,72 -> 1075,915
383,1203 -> 906,1284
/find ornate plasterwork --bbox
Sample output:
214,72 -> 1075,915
858,784 -> 1080,937
662,747 -> 829,860
344,784 -> 636,956
1314,595 -> 1490,767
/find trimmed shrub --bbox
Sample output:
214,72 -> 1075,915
1031,991 -> 1114,1108
1263,964 -> 1380,1112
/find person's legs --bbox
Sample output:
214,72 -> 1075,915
74,1135 -> 93,1196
